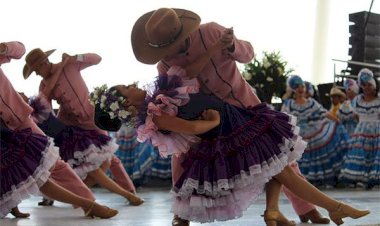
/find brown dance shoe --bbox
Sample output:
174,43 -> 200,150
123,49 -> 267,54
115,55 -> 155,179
84,201 -> 118,219
172,215 -> 190,226
299,209 -> 330,224
38,197 -> 54,206
328,202 -> 370,225
10,207 -> 30,218
263,210 -> 296,226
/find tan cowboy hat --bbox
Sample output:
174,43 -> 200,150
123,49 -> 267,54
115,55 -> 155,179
329,87 -> 346,98
23,48 -> 55,79
131,8 -> 201,64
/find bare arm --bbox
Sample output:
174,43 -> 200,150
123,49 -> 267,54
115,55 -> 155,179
326,111 -> 340,123
152,109 -> 220,135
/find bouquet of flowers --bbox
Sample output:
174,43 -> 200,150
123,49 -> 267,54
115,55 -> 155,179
89,84 -> 131,122
242,51 -> 293,103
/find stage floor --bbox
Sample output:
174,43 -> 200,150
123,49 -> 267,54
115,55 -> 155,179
1,184 -> 379,226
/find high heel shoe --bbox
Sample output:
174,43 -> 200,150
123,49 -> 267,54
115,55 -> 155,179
299,208 -> 330,224
84,201 -> 119,219
10,207 -> 30,218
263,210 -> 296,226
328,202 -> 370,225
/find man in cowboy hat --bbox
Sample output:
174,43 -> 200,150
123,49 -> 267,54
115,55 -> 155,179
1,41 -> 103,217
329,87 -> 346,118
23,47 -> 139,205
132,7 -> 330,226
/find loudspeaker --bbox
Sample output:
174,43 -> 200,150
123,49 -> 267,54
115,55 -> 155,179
348,11 -> 380,76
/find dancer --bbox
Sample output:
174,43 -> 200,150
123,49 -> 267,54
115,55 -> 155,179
111,125 -> 172,186
338,79 -> 359,136
339,68 -> 380,189
131,7 -> 329,225
329,87 -> 346,118
23,48 -> 144,205
94,40 -> 370,225
0,41 -> 117,219
281,75 -> 350,188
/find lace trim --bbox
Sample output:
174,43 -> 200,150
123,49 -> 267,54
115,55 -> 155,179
0,138 -> 60,218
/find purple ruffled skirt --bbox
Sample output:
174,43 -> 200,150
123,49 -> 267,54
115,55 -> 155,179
0,127 -> 59,218
171,103 -> 307,223
54,126 -> 118,179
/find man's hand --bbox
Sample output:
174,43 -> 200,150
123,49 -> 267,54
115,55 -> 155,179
0,43 -> 8,55
62,53 -> 75,64
220,27 -> 235,51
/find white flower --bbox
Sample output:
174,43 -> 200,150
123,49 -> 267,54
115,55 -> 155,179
243,71 -> 252,80
110,102 -> 119,111
100,103 -> 105,109
118,110 -> 130,119
108,111 -> 115,119
263,58 -> 271,69
266,77 -> 273,82
259,84 -> 264,88
100,95 -> 107,103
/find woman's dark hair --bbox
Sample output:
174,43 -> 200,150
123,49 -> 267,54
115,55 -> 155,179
94,104 -> 122,132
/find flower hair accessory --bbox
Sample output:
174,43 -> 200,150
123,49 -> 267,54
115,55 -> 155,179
287,75 -> 304,91
343,79 -> 359,93
89,84 -> 132,123
358,68 -> 376,88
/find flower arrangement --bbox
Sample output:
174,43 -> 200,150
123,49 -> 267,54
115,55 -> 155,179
242,51 -> 294,103
89,84 -> 131,122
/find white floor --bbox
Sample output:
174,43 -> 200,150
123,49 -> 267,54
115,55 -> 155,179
1,185 -> 379,226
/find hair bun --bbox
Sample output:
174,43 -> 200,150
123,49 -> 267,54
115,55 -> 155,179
94,105 -> 122,132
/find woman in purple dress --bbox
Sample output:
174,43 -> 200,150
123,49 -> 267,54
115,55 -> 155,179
1,41 -> 118,219
92,41 -> 370,225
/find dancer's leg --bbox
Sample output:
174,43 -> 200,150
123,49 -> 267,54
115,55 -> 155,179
283,163 -> 330,224
274,166 -> 337,211
86,166 -> 143,205
39,179 -> 118,218
83,160 -> 110,188
171,154 -> 189,226
273,166 -> 369,225
264,179 -> 295,226
39,179 -> 92,210
109,155 -> 136,193
266,179 -> 281,211
282,163 -> 315,215
50,160 -> 95,200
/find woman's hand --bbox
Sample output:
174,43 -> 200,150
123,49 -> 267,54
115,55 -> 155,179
154,109 -> 221,135
202,109 -> 220,125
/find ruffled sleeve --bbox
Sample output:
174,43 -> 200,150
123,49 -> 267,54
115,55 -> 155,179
137,66 -> 201,157
29,93 -> 54,124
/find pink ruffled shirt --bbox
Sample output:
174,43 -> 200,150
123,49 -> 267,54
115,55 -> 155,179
157,22 -> 261,109
137,66 -> 201,157
39,53 -> 106,134
0,42 -> 31,129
